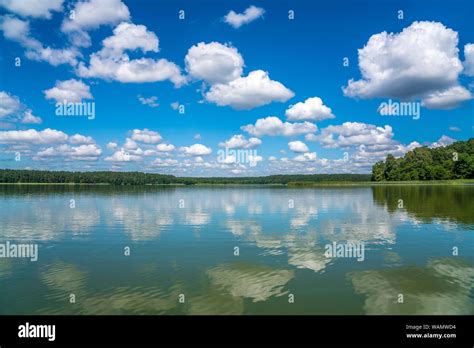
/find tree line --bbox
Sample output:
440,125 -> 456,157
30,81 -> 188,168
371,138 -> 474,181
0,169 -> 371,185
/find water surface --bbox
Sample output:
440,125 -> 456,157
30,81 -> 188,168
0,185 -> 473,315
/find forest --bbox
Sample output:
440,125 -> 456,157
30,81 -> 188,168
371,138 -> 474,181
0,169 -> 371,185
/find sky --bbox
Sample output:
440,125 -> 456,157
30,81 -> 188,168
0,0 -> 473,177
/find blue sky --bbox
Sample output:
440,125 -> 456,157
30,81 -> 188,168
0,0 -> 473,176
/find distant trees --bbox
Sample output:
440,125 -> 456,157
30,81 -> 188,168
0,170 -> 371,185
0,170 -> 176,185
371,138 -> 474,181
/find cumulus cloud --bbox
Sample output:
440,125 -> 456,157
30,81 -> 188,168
0,128 -> 67,144
180,144 -> 212,156
421,86 -> 472,109
138,95 -> 159,108
35,144 -> 101,161
219,134 -> 261,149
69,134 -> 95,145
293,152 -> 317,162
0,91 -> 42,124
224,5 -> 265,28
241,116 -> 317,137
185,42 -> 244,84
205,70 -> 294,109
150,158 -> 178,167
76,22 -> 185,86
464,44 -> 474,76
0,0 -> 63,19
288,140 -> 309,153
44,79 -> 93,103
102,22 -> 158,54
343,21 -> 471,109
285,97 -> 335,121
130,129 -> 162,144
61,0 -> 130,47
106,142 -> 118,150
317,122 -> 395,148
0,91 -> 21,118
20,109 -> 42,124
105,149 -> 141,162
156,143 -> 175,152
0,16 -> 79,66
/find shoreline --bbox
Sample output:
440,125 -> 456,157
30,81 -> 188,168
0,180 -> 472,187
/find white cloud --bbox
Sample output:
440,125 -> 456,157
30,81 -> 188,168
293,152 -> 317,162
0,0 -> 63,19
69,134 -> 94,145
185,42 -> 244,84
123,138 -> 138,150
77,53 -> 184,86
242,116 -> 317,137
194,133 -> 201,140
0,128 -> 68,144
285,97 -> 335,121
224,5 -> 265,29
449,126 -> 461,132
288,140 -> 309,153
0,91 -> 21,118
44,79 -> 93,103
205,70 -> 294,110
0,91 -> 42,124
61,0 -> 130,33
76,22 -> 185,86
106,142 -> 118,150
180,144 -> 212,156
35,144 -> 101,161
430,135 -> 456,148
156,143 -> 175,152
464,43 -> 474,76
102,22 -> 158,54
105,149 -> 141,162
343,21 -> 470,109
130,129 -> 162,144
151,158 -> 178,167
421,86 -> 472,110
317,122 -> 394,148
0,16 -> 79,66
219,134 -> 261,149
21,109 -> 42,124
138,95 -> 159,108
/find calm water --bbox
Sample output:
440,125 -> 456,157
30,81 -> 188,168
0,185 -> 473,315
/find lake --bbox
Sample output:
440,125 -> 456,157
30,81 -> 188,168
0,185 -> 473,315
